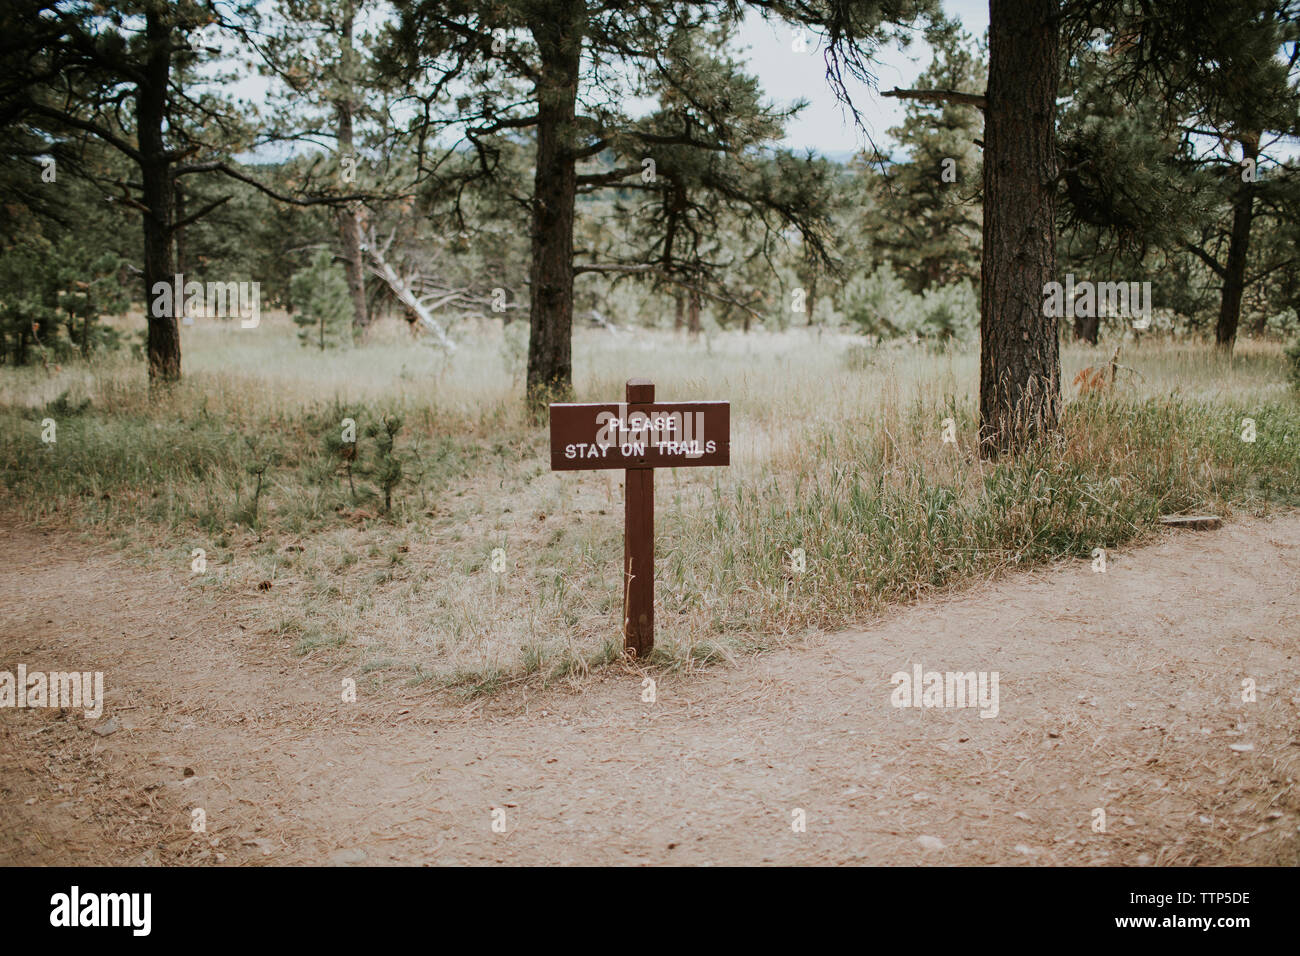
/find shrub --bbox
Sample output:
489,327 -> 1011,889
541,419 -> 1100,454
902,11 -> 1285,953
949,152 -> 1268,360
290,249 -> 352,350
841,263 -> 976,344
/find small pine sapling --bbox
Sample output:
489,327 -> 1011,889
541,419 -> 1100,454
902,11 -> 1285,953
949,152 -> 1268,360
365,415 -> 403,514
290,249 -> 352,350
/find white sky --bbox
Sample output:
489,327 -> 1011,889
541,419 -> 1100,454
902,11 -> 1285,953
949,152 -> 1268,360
233,0 -> 987,161
737,0 -> 989,158
235,2 -> 1300,165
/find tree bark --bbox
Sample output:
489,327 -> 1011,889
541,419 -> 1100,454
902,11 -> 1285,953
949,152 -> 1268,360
174,179 -> 186,276
336,2 -> 369,334
525,1 -> 584,414
1215,133 -> 1258,352
979,0 -> 1061,456
138,4 -> 179,386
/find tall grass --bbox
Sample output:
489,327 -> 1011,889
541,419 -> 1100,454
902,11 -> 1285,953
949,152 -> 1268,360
1,311 -> 1296,690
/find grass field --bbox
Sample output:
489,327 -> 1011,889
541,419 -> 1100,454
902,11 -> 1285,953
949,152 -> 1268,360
2,311 -> 1297,694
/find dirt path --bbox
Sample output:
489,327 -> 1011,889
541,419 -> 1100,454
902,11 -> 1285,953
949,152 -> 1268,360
2,515 -> 1298,866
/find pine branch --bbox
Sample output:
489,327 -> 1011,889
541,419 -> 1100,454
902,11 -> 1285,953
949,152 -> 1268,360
169,194 -> 232,234
173,160 -> 374,205
1180,240 -> 1227,279
882,88 -> 987,110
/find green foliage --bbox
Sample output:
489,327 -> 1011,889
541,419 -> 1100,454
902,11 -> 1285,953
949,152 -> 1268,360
841,262 -> 910,338
1287,339 -> 1300,391
840,263 -> 976,344
0,233 -> 128,365
290,249 -> 352,349
391,9 -> 845,337
322,419 -> 360,500
1057,52 -> 1208,254
0,235 -> 57,366
45,389 -> 92,418
1055,2 -> 1300,342
238,435 -> 278,528
363,414 -> 403,514
183,167 -> 338,311
916,282 -> 978,343
54,243 -> 130,357
865,23 -> 985,292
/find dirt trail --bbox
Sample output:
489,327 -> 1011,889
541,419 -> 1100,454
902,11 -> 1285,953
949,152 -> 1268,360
2,515 -> 1298,866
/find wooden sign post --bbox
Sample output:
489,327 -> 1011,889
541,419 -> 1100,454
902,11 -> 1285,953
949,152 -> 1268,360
549,379 -> 729,657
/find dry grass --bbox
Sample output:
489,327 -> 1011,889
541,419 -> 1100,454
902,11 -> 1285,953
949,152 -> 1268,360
1,311 -> 1297,693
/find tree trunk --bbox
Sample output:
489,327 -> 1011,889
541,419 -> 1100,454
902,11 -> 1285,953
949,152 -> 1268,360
138,5 -> 179,386
525,2 -> 583,413
174,179 -> 186,276
336,3 -> 369,334
688,289 -> 701,336
674,293 -> 684,330
337,213 -> 369,334
979,0 -> 1061,456
1215,133 -> 1258,352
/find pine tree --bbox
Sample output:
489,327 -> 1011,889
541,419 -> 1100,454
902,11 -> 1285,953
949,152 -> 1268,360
0,0 -> 372,387
0,1 -> 264,385
261,0 -> 396,334
383,2 -> 933,413
1060,1 -> 1300,352
363,415 -> 403,514
877,0 -> 1062,454
290,249 -> 352,350
878,24 -> 986,293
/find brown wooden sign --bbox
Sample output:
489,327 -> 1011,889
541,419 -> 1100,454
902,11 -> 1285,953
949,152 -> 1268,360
549,401 -> 729,470
549,380 -> 730,658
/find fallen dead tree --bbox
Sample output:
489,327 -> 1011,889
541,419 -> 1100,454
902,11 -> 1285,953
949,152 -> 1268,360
364,228 -> 457,352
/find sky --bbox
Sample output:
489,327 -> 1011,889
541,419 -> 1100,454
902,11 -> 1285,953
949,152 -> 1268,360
233,1 -> 1295,166
742,1 -> 1296,164
736,0 -> 990,158
232,0 -> 987,163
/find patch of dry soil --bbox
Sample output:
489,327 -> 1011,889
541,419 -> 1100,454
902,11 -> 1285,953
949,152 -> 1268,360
1,515 -> 1297,865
